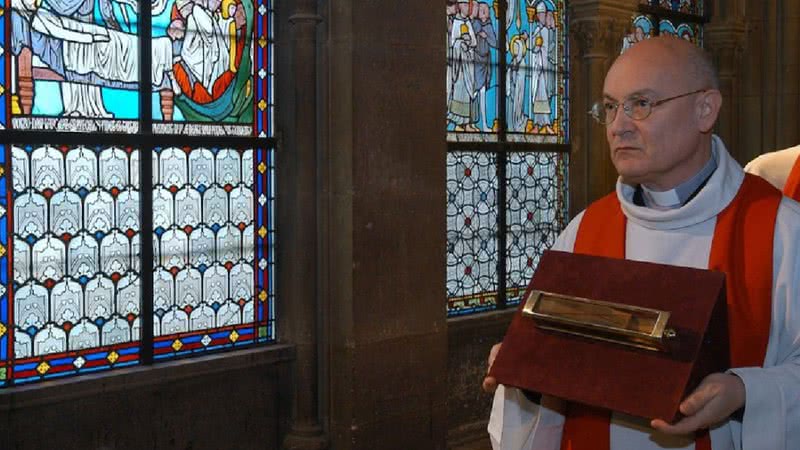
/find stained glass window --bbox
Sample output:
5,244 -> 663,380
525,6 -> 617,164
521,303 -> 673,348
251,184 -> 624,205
0,0 -> 276,386
505,152 -> 567,305
446,0 -> 569,316
10,144 -> 141,384
640,0 -> 702,15
504,0 -> 567,143
152,146 -> 275,358
8,0 -> 142,133
446,152 -> 499,315
624,0 -> 705,53
151,0 -> 275,137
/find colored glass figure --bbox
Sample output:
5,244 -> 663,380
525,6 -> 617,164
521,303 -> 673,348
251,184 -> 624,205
446,152 -> 499,316
152,146 -> 274,359
505,0 -> 568,143
505,152 -> 568,305
9,0 -> 142,133
674,22 -> 701,44
152,0 -> 274,137
621,15 -> 654,54
446,0 -> 501,143
11,145 -> 141,384
659,19 -> 677,36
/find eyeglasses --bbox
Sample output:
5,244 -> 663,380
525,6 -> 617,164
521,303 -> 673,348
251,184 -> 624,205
588,89 -> 707,125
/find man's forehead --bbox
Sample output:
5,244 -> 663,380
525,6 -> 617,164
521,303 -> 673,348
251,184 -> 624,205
602,88 -> 658,100
603,57 -> 682,99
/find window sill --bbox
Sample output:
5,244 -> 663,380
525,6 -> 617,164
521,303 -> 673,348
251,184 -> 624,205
0,343 -> 295,411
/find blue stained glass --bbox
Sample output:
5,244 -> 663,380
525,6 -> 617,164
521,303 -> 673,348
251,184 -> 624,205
9,144 -> 141,384
153,146 -> 261,358
505,152 -> 569,305
446,152 -> 499,316
152,0 -> 266,137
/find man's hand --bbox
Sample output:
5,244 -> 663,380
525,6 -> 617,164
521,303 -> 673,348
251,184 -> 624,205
651,372 -> 745,435
482,343 -> 502,393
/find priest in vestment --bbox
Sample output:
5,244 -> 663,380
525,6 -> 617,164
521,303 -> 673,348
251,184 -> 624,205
744,145 -> 800,201
486,36 -> 800,450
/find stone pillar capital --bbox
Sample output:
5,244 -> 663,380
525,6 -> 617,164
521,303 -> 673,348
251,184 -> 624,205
704,18 -> 748,71
571,16 -> 631,58
569,0 -> 638,58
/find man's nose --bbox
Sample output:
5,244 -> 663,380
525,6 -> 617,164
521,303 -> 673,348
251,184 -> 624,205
607,106 -> 635,137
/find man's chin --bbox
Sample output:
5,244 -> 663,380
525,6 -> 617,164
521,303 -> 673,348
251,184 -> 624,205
616,169 -> 648,186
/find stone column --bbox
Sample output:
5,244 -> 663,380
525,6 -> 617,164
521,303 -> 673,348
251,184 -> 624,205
703,0 -> 755,163
568,0 -> 636,215
776,0 -> 800,149
704,17 -> 747,161
281,0 -> 327,449
323,0 -> 447,449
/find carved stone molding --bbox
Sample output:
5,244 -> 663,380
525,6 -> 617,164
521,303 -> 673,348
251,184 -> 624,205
704,19 -> 748,75
571,17 -> 631,58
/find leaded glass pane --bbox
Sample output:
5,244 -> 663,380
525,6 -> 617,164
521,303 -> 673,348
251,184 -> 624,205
446,152 -> 499,316
9,2 -> 140,133
0,146 -> 9,385
152,145 -> 275,358
505,0 -> 568,143
446,1 -> 500,143
152,0 -> 274,137
505,152 -> 568,305
621,15 -> 654,53
660,20 -> 703,45
11,144 -> 140,384
641,0 -> 703,15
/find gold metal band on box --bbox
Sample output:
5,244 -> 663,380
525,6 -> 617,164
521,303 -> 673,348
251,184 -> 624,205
522,290 -> 677,352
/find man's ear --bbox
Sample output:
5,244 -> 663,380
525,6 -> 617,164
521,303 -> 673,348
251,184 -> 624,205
696,89 -> 722,133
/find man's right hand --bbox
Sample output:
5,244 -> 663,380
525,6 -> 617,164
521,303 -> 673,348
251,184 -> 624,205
482,343 -> 502,393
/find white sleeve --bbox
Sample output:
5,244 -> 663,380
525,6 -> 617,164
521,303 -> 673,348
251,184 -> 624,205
486,212 -> 584,450
728,198 -> 800,450
489,387 -> 566,450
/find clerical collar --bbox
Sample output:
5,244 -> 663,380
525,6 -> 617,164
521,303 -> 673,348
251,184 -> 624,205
633,147 -> 718,209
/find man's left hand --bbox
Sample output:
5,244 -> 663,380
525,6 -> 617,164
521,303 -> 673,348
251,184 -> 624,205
650,372 -> 745,435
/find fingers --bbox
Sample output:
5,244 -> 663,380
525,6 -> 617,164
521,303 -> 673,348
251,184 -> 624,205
679,383 -> 715,417
483,343 -> 502,394
482,376 -> 498,393
650,411 -> 710,435
651,373 -> 745,435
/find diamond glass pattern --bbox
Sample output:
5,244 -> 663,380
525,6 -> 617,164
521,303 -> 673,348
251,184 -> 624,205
446,152 -> 499,316
11,144 -> 140,383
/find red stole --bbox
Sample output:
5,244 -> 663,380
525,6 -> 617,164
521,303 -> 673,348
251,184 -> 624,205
783,155 -> 800,201
560,174 -> 780,450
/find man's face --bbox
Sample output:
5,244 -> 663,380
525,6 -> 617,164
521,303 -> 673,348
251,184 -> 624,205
603,48 -> 703,189
479,4 -> 489,21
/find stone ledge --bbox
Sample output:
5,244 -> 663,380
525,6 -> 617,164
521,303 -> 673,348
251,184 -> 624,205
0,343 -> 296,410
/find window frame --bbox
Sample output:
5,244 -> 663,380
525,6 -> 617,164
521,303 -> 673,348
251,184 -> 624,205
446,0 -> 570,315
0,0 -> 278,386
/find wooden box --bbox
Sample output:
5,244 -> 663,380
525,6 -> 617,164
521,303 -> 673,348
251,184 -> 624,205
489,250 -> 729,421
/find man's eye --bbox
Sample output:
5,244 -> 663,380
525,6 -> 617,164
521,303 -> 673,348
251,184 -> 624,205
633,98 -> 651,108
603,102 -> 616,111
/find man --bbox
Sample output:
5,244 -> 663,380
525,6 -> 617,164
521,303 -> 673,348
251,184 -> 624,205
528,1 -> 552,133
447,0 -> 479,132
744,145 -> 800,200
472,2 -> 497,132
484,36 -> 800,450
